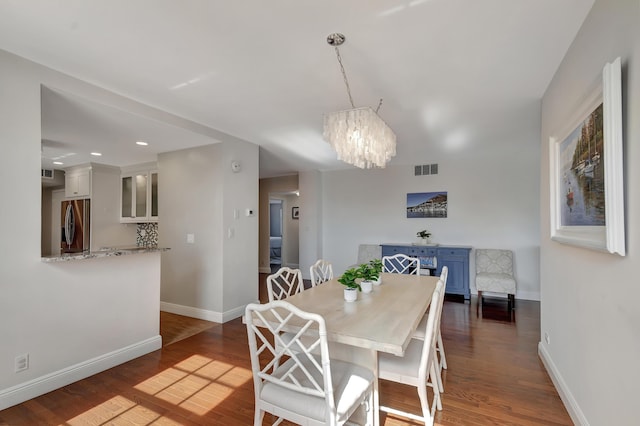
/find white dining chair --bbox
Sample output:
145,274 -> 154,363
412,266 -> 448,392
382,253 -> 420,275
266,267 -> 304,301
379,280 -> 445,425
245,300 -> 375,426
309,259 -> 333,287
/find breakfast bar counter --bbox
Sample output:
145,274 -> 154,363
41,246 -> 170,263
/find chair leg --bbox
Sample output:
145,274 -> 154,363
437,329 -> 447,370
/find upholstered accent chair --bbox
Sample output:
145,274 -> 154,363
475,249 -> 516,311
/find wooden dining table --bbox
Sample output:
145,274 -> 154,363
251,272 -> 438,425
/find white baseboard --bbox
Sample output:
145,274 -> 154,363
538,342 -> 589,425
0,336 -> 161,411
160,301 -> 248,323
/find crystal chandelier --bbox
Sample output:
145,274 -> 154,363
323,33 -> 396,169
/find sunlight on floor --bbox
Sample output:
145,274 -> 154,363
67,355 -> 251,424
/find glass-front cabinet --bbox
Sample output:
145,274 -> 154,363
120,164 -> 158,223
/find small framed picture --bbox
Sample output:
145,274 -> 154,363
292,206 -> 299,219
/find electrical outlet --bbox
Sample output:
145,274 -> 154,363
15,353 -> 29,372
544,332 -> 550,345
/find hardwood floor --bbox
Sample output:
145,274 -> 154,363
0,278 -> 572,425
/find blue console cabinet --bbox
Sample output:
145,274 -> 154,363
381,244 -> 472,300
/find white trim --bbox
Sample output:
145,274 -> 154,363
0,336 -> 161,411
160,301 -> 248,323
538,342 -> 589,426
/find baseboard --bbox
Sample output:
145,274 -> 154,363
161,301 -> 223,323
160,301 -> 247,323
538,342 -> 589,425
0,336 -> 161,411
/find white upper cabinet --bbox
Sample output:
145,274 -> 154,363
120,163 -> 158,223
64,166 -> 91,198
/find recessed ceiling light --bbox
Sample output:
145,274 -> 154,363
91,152 -> 102,156
136,141 -> 148,146
53,161 -> 63,165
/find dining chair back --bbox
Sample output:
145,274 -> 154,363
266,267 -> 304,301
379,280 -> 444,425
412,267 -> 448,392
245,300 -> 374,426
382,253 -> 420,275
309,259 -> 333,287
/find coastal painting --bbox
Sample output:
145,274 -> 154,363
550,57 -> 625,255
407,192 -> 447,218
559,103 -> 605,226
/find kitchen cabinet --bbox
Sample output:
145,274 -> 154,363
381,244 -> 472,299
64,166 -> 91,198
120,164 -> 158,223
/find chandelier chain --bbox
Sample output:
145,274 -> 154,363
334,46 -> 356,109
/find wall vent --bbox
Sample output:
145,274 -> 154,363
414,164 -> 438,176
41,168 -> 54,179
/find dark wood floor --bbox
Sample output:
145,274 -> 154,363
0,277 -> 572,425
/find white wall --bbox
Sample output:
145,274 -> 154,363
0,48 -> 219,409
539,1 -> 640,424
320,116 -> 541,299
159,142 -> 259,322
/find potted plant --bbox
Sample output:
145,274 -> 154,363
356,264 -> 376,293
368,259 -> 383,285
338,268 -> 361,302
416,229 -> 432,245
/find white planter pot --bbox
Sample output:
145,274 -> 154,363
373,276 -> 382,286
344,288 -> 358,302
361,280 -> 373,293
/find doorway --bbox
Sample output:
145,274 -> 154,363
269,199 -> 283,273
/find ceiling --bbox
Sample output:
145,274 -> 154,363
0,1 -> 594,178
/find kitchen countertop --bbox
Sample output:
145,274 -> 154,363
41,246 -> 170,263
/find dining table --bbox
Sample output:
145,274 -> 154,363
251,272 -> 438,425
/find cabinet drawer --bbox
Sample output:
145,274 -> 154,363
437,248 -> 469,257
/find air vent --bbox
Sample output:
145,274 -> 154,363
41,169 -> 54,179
414,164 -> 438,176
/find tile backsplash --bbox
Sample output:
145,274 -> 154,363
137,223 -> 158,247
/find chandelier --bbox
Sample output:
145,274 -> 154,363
323,33 -> 396,169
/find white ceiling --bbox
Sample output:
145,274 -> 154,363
0,0 -> 594,178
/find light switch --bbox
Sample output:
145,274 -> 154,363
187,233 -> 195,244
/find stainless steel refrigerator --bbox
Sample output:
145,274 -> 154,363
61,199 -> 90,253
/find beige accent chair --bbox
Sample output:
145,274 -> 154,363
378,279 -> 445,425
245,300 -> 375,425
475,249 -> 516,311
309,259 -> 333,287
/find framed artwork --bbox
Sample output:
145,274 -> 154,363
549,57 -> 625,255
292,206 -> 299,219
407,192 -> 447,218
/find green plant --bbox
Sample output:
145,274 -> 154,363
369,259 -> 383,277
338,268 -> 361,291
356,263 -> 378,281
417,229 -> 431,239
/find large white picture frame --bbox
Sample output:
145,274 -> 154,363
549,57 -> 625,256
